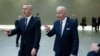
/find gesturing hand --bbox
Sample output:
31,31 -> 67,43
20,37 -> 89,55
44,25 -> 50,32
3,29 -> 11,35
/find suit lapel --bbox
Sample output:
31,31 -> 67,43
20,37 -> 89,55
25,16 -> 34,32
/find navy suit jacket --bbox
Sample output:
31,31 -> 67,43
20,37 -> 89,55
47,17 -> 79,55
9,16 -> 41,50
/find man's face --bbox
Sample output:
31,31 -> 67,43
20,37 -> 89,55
22,5 -> 32,17
56,9 -> 66,21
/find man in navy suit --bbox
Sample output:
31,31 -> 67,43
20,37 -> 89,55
45,6 -> 79,56
3,4 -> 41,56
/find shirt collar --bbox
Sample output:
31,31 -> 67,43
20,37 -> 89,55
25,15 -> 32,24
61,17 -> 67,23
26,15 -> 32,20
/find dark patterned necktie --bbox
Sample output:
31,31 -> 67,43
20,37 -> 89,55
25,18 -> 27,29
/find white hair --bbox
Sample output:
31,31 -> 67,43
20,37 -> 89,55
56,6 -> 67,12
24,3 -> 33,9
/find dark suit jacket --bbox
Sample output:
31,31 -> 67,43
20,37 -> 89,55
9,16 -> 41,51
92,17 -> 96,27
47,17 -> 79,55
15,20 -> 18,27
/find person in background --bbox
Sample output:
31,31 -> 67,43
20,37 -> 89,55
15,15 -> 22,47
71,14 -> 78,27
95,16 -> 99,32
44,6 -> 79,56
35,13 -> 41,25
35,13 -> 40,21
98,16 -> 100,31
80,17 -> 87,30
91,17 -> 96,31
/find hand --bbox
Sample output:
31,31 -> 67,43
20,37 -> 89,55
44,25 -> 50,32
3,29 -> 11,35
31,48 -> 37,56
89,43 -> 99,53
70,54 -> 75,56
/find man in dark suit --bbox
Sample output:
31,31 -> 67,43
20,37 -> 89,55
3,4 -> 41,56
91,17 -> 96,31
87,43 -> 100,56
80,17 -> 87,30
45,6 -> 79,56
15,15 -> 22,47
95,16 -> 99,32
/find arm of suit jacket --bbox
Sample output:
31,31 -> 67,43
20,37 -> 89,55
15,20 -> 18,28
15,20 -> 21,36
46,22 -> 56,37
71,22 -> 79,55
8,22 -> 21,36
33,20 -> 41,50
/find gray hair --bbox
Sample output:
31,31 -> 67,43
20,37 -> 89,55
23,3 -> 33,9
56,6 -> 67,12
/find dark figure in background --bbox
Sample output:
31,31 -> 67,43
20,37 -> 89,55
15,15 -> 22,47
87,43 -> 100,56
95,16 -> 99,32
3,4 -> 41,56
80,17 -> 87,30
35,13 -> 41,25
98,16 -> 100,30
45,6 -> 79,56
35,13 -> 40,21
71,14 -> 78,27
99,16 -> 100,24
91,17 -> 96,31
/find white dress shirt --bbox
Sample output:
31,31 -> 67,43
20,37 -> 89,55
25,15 -> 32,26
61,17 -> 67,36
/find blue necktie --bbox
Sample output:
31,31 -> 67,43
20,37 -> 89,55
60,21 -> 62,37
25,18 -> 27,29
